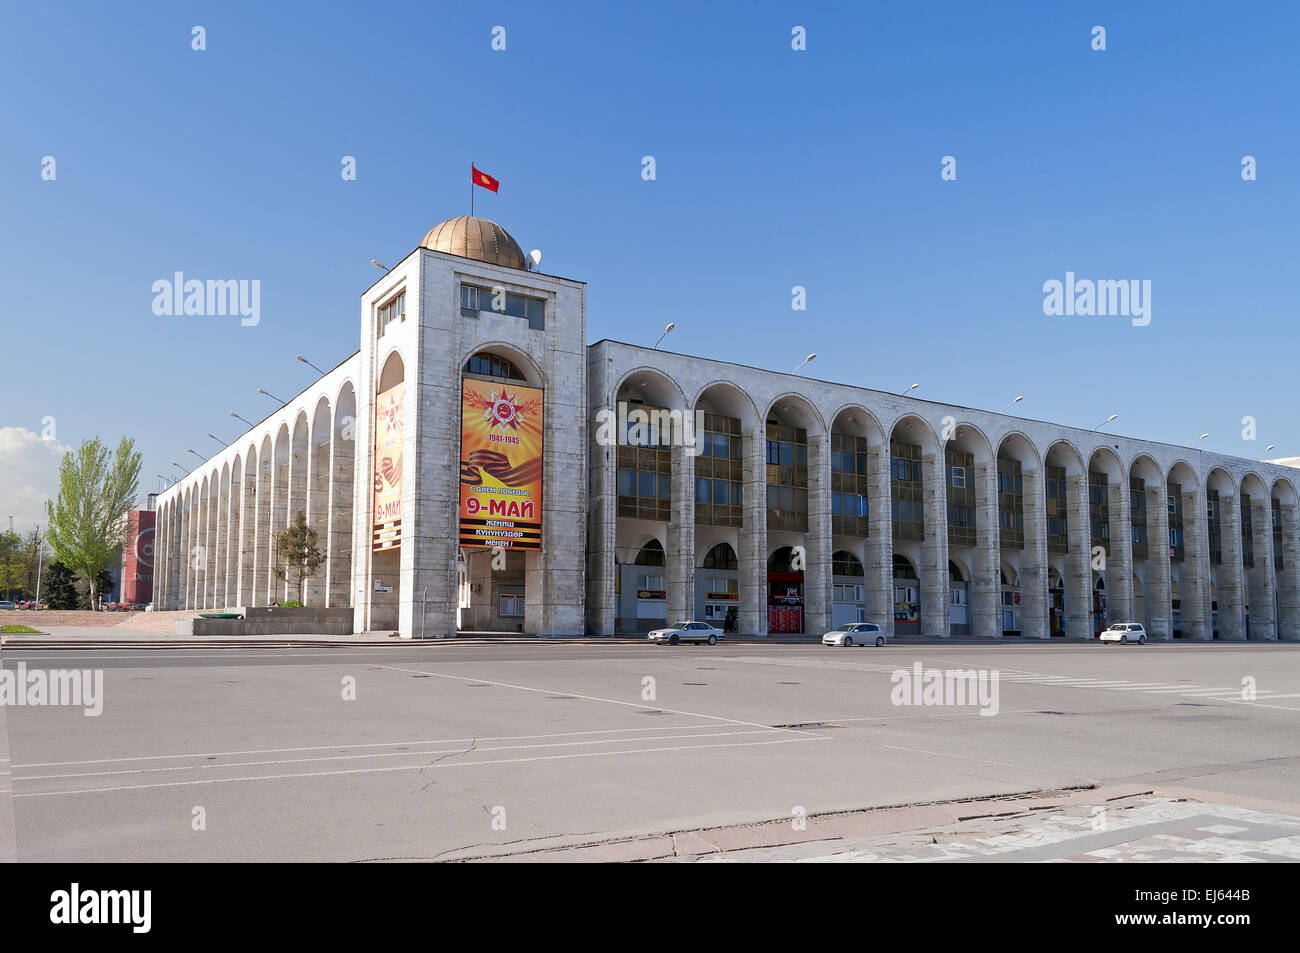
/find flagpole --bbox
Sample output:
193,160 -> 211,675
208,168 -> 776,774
470,162 -> 474,217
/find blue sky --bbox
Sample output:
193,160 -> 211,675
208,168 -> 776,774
2,1 -> 1298,525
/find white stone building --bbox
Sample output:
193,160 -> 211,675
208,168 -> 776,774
153,217 -> 1300,641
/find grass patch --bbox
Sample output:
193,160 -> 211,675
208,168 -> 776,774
1,624 -> 43,634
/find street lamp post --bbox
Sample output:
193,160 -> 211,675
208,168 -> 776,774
653,323 -> 675,349
230,411 -> 255,428
257,388 -> 285,405
296,354 -> 326,375
1094,414 -> 1119,431
792,353 -> 817,374
1000,396 -> 1025,412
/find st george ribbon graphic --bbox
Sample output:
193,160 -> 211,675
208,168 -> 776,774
460,449 -> 542,487
458,379 -> 544,550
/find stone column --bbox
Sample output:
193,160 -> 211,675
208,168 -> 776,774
585,441 -> 617,635
1276,501 -> 1300,641
666,440 -> 696,624
1020,467 -> 1049,639
1146,483 -> 1172,639
1248,496 -> 1278,639
153,504 -> 166,609
1065,474 -> 1092,638
1107,478 -> 1134,622
326,427 -> 354,608
1180,485 -> 1211,641
970,461 -> 1000,637
177,494 -> 189,610
306,439 -> 329,607
192,492 -> 202,609
866,446 -> 894,637
919,448 -> 950,638
1216,493 -> 1247,640
267,460 -> 285,605
287,448 -> 308,605
739,427 -> 768,636
202,489 -> 214,609
804,432 -> 832,636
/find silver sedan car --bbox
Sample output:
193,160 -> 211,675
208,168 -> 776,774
647,621 -> 724,645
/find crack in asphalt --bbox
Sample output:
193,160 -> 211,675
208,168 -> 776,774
418,738 -> 479,792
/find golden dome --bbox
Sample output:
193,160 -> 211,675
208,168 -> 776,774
420,216 -> 527,270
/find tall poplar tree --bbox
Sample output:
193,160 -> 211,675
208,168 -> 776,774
45,437 -> 141,609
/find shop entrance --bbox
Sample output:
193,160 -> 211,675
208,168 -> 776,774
767,545 -> 804,634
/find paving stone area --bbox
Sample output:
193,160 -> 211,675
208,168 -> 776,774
676,795 -> 1300,863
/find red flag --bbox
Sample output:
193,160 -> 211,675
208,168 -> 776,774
472,166 -> 499,193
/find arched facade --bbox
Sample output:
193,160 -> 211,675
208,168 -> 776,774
151,219 -> 1300,643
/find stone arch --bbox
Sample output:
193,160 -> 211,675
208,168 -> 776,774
460,341 -> 544,389
378,349 -> 406,392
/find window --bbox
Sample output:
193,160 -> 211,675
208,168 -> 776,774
831,432 -> 870,537
696,414 -> 744,527
832,551 -> 864,577
377,291 -> 406,338
460,282 -> 545,330
1167,482 -> 1185,563
766,421 -> 809,532
945,449 -> 975,545
891,440 -> 925,541
702,543 -> 738,570
1045,465 -> 1068,554
465,352 -> 526,381
500,593 -> 524,617
636,574 -> 665,594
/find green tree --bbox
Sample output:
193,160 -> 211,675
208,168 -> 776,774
45,437 -> 141,610
42,560 -> 79,610
0,530 -> 22,599
273,510 -> 324,604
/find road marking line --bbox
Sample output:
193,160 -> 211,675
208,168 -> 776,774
364,662 -> 829,738
14,722 -> 734,769
12,736 -> 828,798
16,729 -> 780,781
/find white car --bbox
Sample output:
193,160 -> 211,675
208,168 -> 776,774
823,622 -> 888,647
647,621 -> 724,645
1100,622 -> 1146,645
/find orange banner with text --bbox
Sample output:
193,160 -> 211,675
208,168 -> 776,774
459,378 -> 543,550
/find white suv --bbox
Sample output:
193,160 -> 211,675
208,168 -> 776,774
1100,622 -> 1146,645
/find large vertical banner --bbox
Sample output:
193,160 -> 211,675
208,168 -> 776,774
121,509 -> 155,604
372,383 -> 403,552
459,379 -> 543,550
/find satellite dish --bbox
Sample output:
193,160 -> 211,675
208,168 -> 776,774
528,249 -> 542,270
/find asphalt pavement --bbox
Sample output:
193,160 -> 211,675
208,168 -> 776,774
4,640 -> 1299,861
